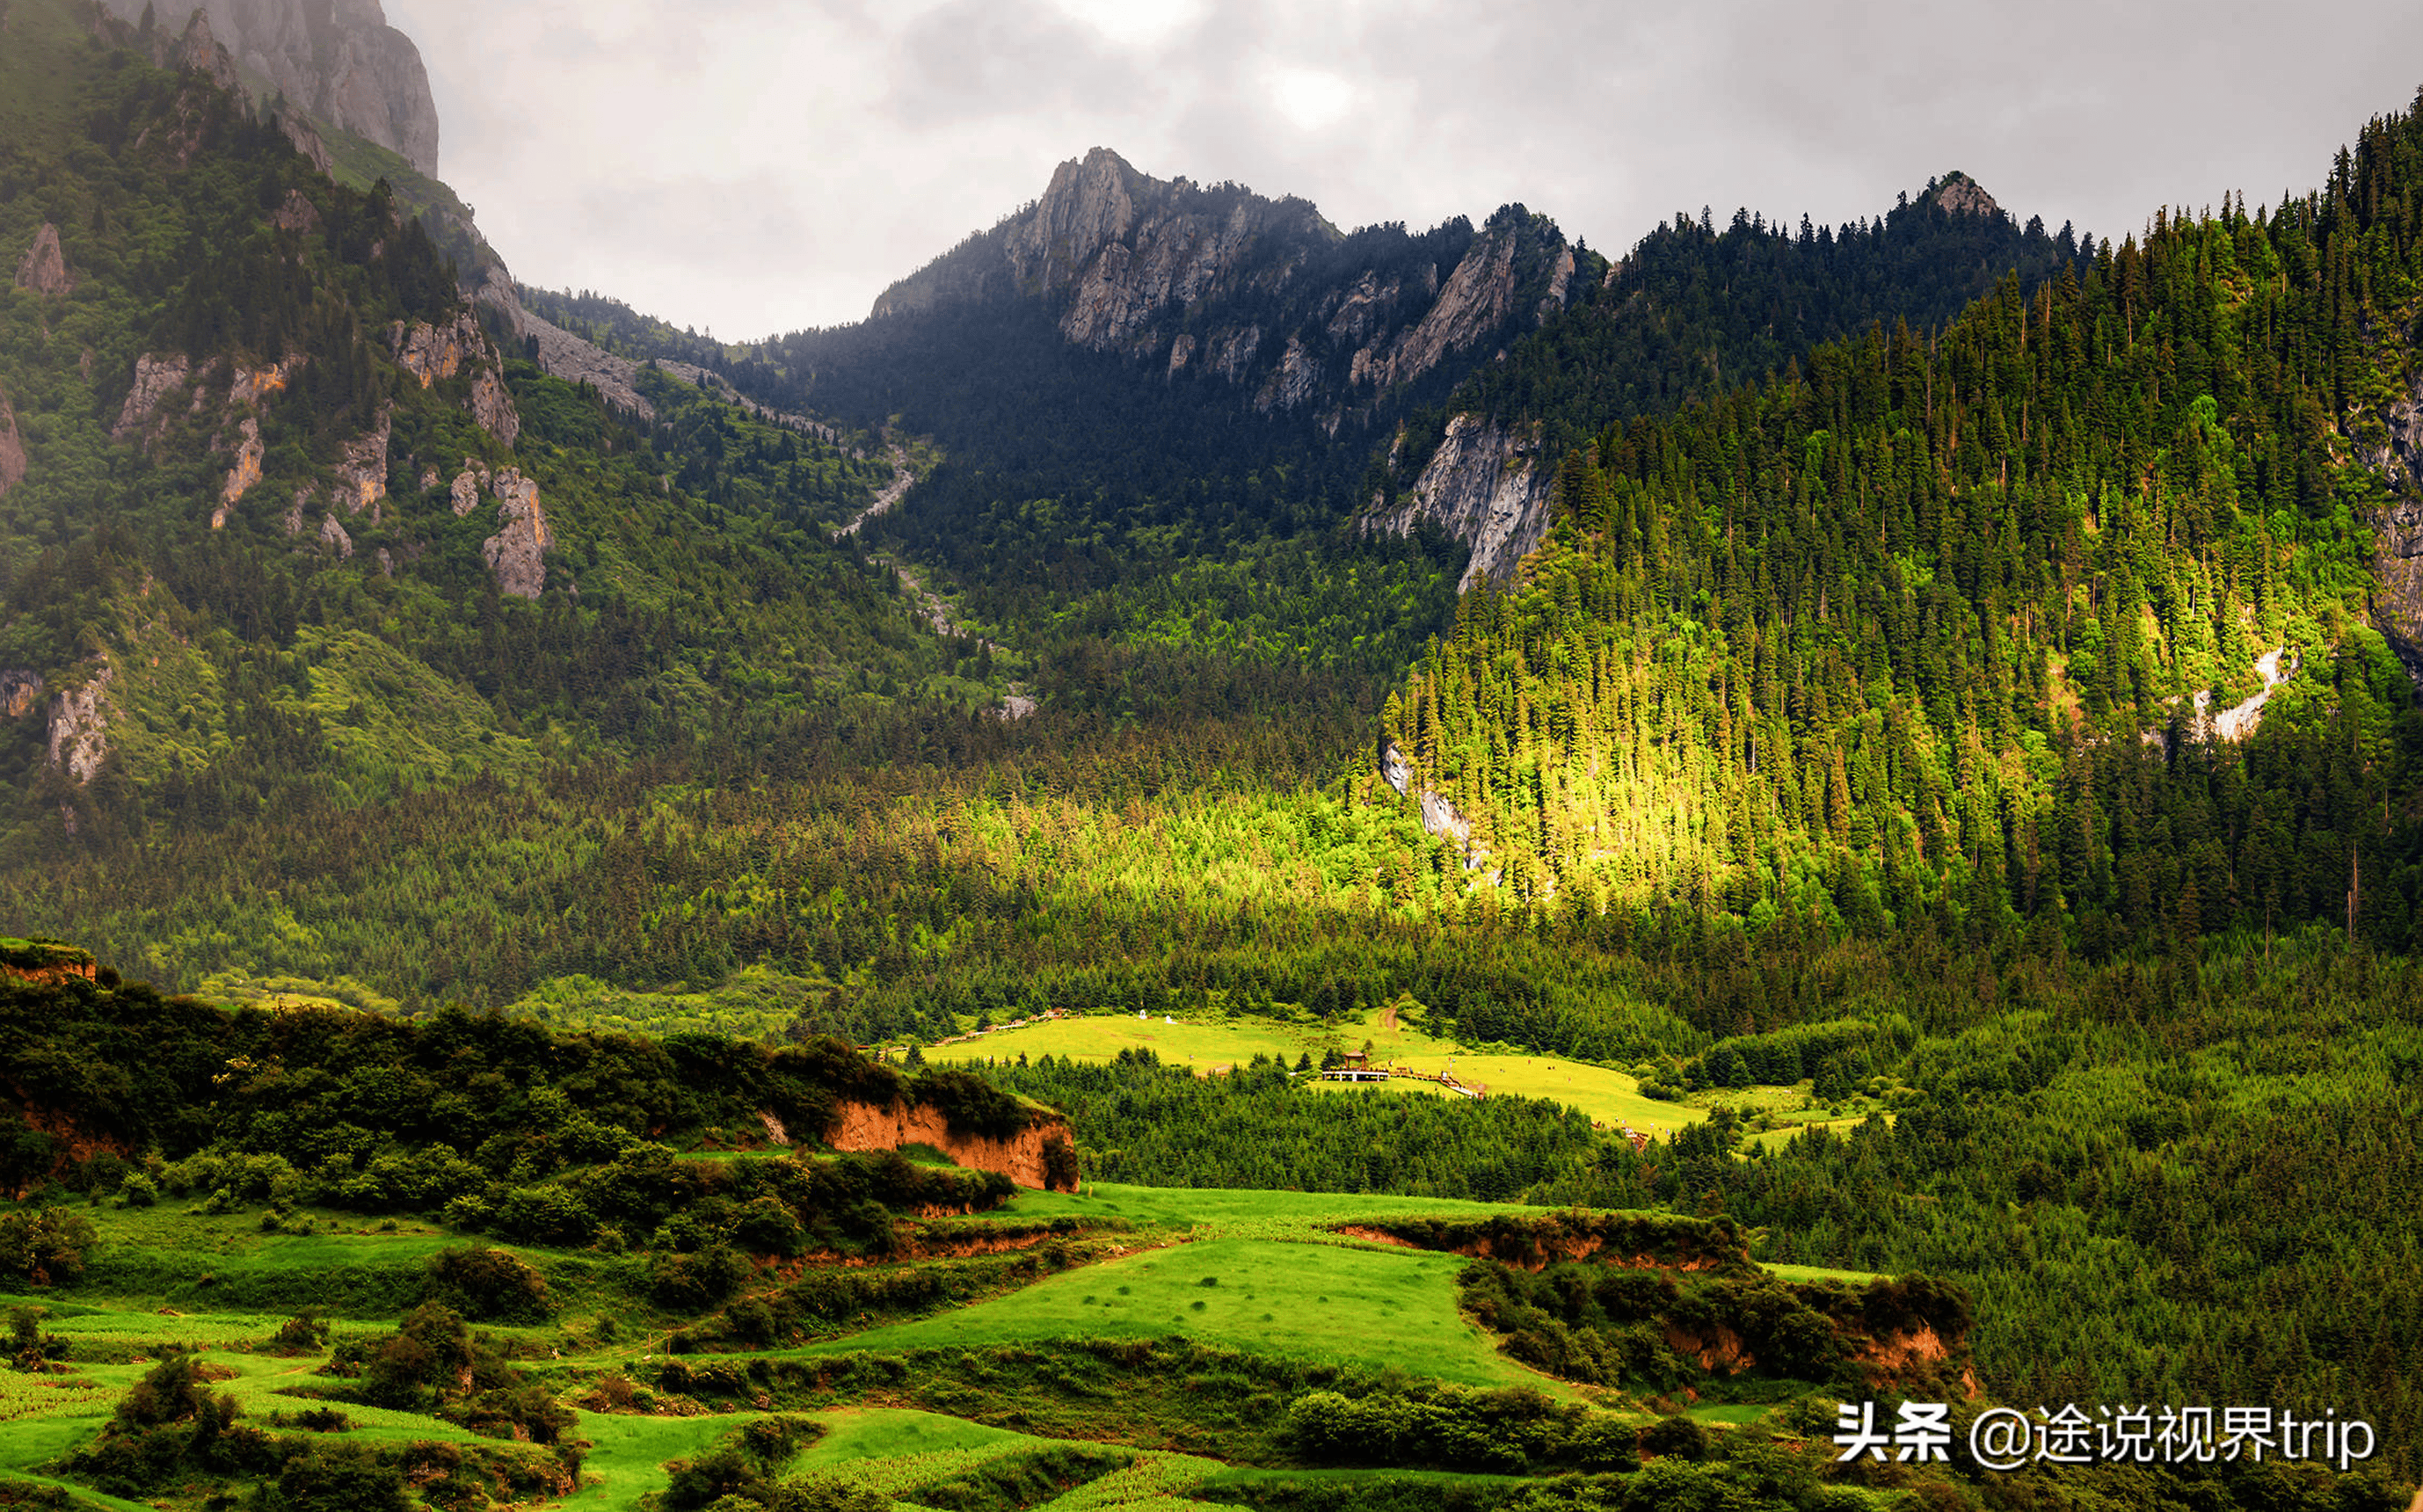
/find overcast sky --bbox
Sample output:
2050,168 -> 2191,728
382,0 -> 2423,343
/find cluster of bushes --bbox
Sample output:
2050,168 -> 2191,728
66,1346 -> 572,1509
445,1145 -> 1015,1308
653,1417 -> 862,1512
1284,1385 -> 1643,1474
672,1242 -> 1090,1351
1363,1211 -> 1752,1275
1459,1256 -> 1974,1394
318,1300 -> 578,1453
0,1208 -> 95,1287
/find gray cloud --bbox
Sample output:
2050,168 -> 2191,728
383,0 -> 2423,339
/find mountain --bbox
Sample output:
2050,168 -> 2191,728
96,0 -> 440,173
0,0 -> 975,855
1384,105 -> 2423,949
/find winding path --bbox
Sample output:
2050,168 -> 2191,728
844,449 -> 1036,719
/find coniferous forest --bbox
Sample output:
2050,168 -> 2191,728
0,0 -> 2419,1506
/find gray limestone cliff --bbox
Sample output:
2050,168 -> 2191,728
99,0 -> 440,175
0,382 -> 25,499
2359,369 -> 2423,682
868,148 -> 1574,435
1371,413 -> 1556,590
47,665 -> 114,785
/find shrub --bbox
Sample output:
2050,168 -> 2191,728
0,1208 -> 95,1286
426,1245 -> 552,1323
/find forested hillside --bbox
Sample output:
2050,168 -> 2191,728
1384,172 -> 2085,482
1388,104 -> 2423,949
0,0 -> 989,860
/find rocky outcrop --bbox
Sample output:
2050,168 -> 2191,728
1381,741 -> 1484,869
113,353 -> 194,442
101,0 -> 441,175
824,1100 -> 1078,1191
1372,413 -> 1555,589
47,665 -> 114,784
389,310 -> 520,442
476,287 -> 660,420
220,416 -> 264,513
14,223 -> 71,296
0,671 -> 45,721
334,410 -> 390,515
2361,371 -> 2423,682
389,310 -> 484,387
479,469 -> 550,598
1352,225 -> 1521,392
169,8 -> 240,91
270,187 -> 321,234
276,110 -> 332,176
865,148 -> 1571,431
1929,171 -> 2001,219
449,463 -> 485,516
0,382 -> 25,498
468,368 -> 519,447
318,511 -> 353,558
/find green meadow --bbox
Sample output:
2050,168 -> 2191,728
932,1008 -> 1710,1137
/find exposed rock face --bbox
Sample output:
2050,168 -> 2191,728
1380,741 -> 1484,869
476,287 -> 659,420
468,367 -> 519,447
14,223 -> 71,296
100,0 -> 440,175
449,463 -> 485,517
389,311 -> 484,387
389,310 -> 520,442
866,147 -> 1571,426
113,353 -> 193,441
335,411 -> 389,515
221,416 -> 264,512
824,1100 -> 1079,1191
276,110 -> 332,176
1353,223 -> 1523,392
47,665 -> 114,784
170,8 -> 240,91
0,382 -> 25,498
1372,412 -> 1555,589
1929,171 -> 2002,219
270,187 -> 321,233
229,356 -> 295,406
2361,371 -> 2423,681
0,671 -> 45,720
318,511 -> 353,558
479,468 -> 550,598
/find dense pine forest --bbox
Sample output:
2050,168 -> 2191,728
1388,104 -> 2423,947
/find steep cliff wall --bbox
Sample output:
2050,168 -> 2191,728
1371,412 -> 1555,589
100,0 -> 440,174
865,149 -> 1572,436
2361,370 -> 2423,683
825,1100 -> 1077,1192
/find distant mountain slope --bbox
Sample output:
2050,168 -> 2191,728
1372,175 -> 2087,587
0,0 -> 970,850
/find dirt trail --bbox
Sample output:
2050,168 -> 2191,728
845,449 -> 1037,720
840,445 -> 916,536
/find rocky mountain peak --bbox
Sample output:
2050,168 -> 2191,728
99,0 -> 440,174
1927,171 -> 2001,219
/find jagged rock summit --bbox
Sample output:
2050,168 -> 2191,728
98,0 -> 440,174
865,146 -> 1575,437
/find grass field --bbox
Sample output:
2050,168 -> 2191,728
933,1008 -> 1710,1137
788,1234 -> 1573,1395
